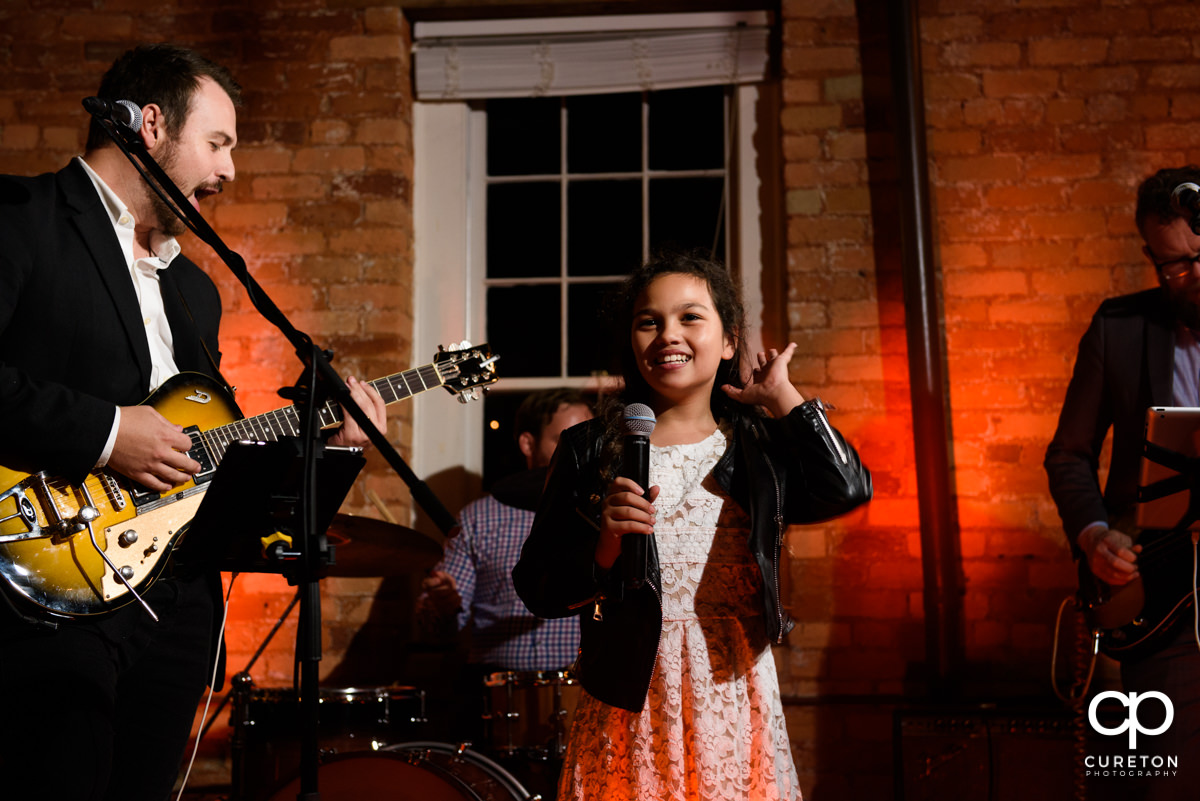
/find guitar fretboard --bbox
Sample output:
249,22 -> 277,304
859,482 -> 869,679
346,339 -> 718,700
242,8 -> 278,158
197,361 -> 455,466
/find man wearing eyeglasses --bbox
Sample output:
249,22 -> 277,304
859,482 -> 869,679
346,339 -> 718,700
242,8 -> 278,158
1046,165 -> 1200,800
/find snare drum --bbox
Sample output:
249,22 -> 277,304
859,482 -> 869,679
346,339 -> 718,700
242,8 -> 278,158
233,684 -> 426,801
265,741 -> 531,801
483,670 -> 580,759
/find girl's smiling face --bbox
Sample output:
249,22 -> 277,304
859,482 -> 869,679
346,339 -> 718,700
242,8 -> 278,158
631,273 -> 735,408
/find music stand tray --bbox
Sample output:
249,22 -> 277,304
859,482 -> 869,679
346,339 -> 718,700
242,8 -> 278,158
1136,407 -> 1200,531
183,438 -> 365,574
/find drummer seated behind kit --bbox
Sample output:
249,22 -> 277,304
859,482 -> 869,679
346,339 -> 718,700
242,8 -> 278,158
417,391 -> 591,719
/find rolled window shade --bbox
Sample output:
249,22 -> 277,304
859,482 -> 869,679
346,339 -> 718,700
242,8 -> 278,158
413,11 -> 772,100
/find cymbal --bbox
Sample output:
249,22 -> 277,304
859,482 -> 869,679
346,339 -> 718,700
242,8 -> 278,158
323,514 -> 442,577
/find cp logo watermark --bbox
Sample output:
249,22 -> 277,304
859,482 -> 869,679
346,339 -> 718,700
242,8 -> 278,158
1089,691 -> 1174,749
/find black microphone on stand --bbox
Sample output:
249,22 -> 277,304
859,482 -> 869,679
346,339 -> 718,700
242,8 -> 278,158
1171,182 -> 1200,235
620,403 -> 656,589
82,97 -> 143,133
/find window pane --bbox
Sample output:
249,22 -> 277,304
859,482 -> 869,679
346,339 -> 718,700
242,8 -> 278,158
481,391 -> 529,490
568,282 -> 621,377
488,97 -> 561,176
567,92 -> 641,174
487,285 -> 561,378
567,180 -> 642,277
487,182 -> 561,279
649,176 -> 725,256
648,86 -> 725,171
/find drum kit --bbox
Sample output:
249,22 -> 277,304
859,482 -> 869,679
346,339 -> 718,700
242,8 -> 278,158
227,515 -> 581,801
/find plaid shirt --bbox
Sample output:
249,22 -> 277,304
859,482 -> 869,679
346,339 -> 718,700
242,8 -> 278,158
436,492 -> 580,671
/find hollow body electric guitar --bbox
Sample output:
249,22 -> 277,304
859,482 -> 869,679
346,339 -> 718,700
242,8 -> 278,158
0,343 -> 497,621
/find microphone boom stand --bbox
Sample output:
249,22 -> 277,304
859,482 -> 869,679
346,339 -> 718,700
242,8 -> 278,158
89,110 -> 457,801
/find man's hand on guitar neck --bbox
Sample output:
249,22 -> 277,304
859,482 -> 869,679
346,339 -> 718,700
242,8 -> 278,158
1078,523 -> 1142,586
109,405 -> 201,492
327,375 -> 387,449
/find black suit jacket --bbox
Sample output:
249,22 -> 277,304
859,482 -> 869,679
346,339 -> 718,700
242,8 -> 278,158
0,159 -> 222,482
1044,288 -> 1175,553
0,159 -> 225,662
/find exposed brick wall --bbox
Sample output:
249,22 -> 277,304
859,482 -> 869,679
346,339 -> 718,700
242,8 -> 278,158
780,0 -> 1200,796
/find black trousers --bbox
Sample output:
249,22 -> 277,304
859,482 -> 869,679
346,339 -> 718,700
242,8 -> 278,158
0,573 -> 216,801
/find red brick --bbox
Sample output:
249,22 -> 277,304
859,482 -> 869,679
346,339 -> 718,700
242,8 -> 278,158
782,0 -> 856,20
940,242 -> 989,268
1025,154 -> 1102,180
921,14 -> 984,43
989,298 -> 1072,325
1061,66 -> 1140,94
1046,97 -> 1087,124
1032,268 -> 1119,295
985,183 -> 1067,208
928,129 -> 981,155
252,175 -> 326,200
924,72 -> 983,101
782,78 -> 822,104
781,104 -> 844,132
937,153 -> 1024,183
783,46 -> 859,74
1153,6 -> 1200,32
1146,123 -> 1200,149
1068,8 -> 1150,35
328,35 -> 403,61
1110,36 -> 1193,63
1028,38 -> 1109,66
1026,210 -> 1110,238
991,241 -> 1075,268
944,270 -> 1028,297
982,69 -> 1061,98
941,41 -> 1022,68
786,216 -> 867,245
985,126 -> 1058,153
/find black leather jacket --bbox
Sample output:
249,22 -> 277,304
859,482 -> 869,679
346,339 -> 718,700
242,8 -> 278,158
512,399 -> 872,711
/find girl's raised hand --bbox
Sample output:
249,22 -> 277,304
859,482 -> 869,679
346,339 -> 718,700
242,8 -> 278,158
595,477 -> 660,570
721,342 -> 805,418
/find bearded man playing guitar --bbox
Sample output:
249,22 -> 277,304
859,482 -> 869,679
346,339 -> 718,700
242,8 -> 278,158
0,45 -> 386,801
1046,165 -> 1200,801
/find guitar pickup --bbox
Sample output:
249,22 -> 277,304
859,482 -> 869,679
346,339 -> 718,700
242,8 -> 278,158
186,426 -> 216,486
128,426 -> 217,508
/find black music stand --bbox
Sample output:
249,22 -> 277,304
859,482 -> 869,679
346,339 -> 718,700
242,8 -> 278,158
183,438 -> 365,575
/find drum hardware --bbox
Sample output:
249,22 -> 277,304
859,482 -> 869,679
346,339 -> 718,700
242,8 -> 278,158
483,670 -> 580,761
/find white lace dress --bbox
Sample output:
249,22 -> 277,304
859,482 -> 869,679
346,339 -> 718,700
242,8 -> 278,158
558,426 -> 803,801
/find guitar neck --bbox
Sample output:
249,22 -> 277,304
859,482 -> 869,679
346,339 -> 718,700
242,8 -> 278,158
203,361 -> 450,457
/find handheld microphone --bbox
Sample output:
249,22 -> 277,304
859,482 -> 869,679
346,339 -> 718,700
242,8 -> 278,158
1171,182 -> 1200,235
620,403 -> 656,589
82,97 -> 143,133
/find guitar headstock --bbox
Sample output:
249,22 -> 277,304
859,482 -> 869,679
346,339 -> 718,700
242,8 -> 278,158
436,341 -> 499,403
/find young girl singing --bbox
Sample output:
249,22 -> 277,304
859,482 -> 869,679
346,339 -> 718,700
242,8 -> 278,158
513,253 -> 872,800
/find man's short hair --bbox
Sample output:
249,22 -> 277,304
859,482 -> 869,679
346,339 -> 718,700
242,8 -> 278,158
1136,165 -> 1200,233
514,388 -> 589,442
86,43 -> 242,151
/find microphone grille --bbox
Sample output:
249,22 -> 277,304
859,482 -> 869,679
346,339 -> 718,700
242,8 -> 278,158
115,99 -> 143,132
623,403 -> 656,435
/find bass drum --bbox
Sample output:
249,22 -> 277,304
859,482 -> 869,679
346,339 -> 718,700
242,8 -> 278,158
265,741 -> 532,801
